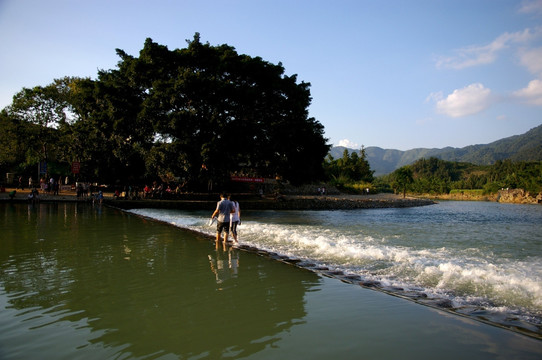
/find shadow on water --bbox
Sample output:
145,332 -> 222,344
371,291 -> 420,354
0,203 -> 320,359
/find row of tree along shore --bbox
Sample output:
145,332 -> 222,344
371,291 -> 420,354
416,188 -> 542,205
2,154 -> 541,206
379,157 -> 542,204
2,181 -> 538,208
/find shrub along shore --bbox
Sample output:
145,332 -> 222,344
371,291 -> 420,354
413,188 -> 542,205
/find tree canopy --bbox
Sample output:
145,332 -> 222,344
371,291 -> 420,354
1,34 -> 330,189
391,166 -> 413,198
324,146 -> 374,183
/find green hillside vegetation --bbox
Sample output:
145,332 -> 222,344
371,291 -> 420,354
437,125 -> 542,164
383,157 -> 542,196
321,145 -> 542,198
331,124 -> 542,176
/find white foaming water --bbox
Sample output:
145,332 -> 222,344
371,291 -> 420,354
129,202 -> 542,331
242,222 -> 541,310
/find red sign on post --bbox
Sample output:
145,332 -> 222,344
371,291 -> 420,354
231,176 -> 264,183
71,162 -> 80,174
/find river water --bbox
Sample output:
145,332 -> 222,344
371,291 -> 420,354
130,201 -> 542,335
1,201 -> 541,359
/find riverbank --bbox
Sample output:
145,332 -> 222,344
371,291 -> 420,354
0,188 -> 435,210
411,188 -> 542,205
6,186 -> 540,207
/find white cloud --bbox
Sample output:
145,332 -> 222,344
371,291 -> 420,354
513,79 -> 542,105
519,0 -> 542,15
435,83 -> 492,117
426,91 -> 443,103
337,139 -> 359,148
436,28 -> 541,70
519,47 -> 542,76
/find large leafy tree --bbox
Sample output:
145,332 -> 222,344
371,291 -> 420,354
7,78 -> 80,177
3,34 -> 329,188
64,72 -> 152,183
123,34 -> 330,187
0,109 -> 33,175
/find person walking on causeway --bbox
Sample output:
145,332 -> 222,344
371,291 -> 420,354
211,193 -> 235,244
228,195 -> 241,243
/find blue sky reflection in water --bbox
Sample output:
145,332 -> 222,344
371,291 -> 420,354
1,202 -> 542,359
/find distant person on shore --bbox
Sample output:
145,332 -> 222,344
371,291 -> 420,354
228,195 -> 241,243
17,176 -> 24,190
143,185 -> 151,198
53,179 -> 59,195
76,183 -> 83,198
211,193 -> 235,244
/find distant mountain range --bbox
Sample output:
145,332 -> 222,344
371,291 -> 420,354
329,124 -> 542,176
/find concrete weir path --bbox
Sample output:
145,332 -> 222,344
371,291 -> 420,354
108,193 -> 435,211
0,188 -> 435,210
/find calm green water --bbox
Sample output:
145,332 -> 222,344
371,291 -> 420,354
1,202 -> 541,359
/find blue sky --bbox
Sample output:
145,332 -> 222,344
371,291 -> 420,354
1,0 -> 541,150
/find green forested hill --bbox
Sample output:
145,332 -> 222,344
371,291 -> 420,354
437,124 -> 542,164
330,124 -> 542,176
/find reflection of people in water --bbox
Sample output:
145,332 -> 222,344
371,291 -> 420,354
208,246 -> 239,284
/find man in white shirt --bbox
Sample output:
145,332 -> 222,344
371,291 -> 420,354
211,193 -> 235,243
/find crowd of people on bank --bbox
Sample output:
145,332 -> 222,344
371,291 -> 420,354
109,182 -> 187,200
16,175 -> 68,195
7,174 -> 110,204
141,181 -> 190,199
10,175 -> 69,203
